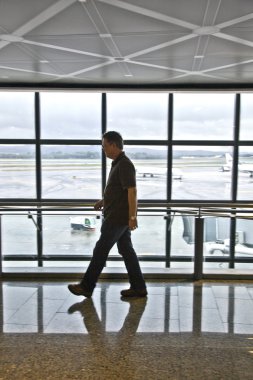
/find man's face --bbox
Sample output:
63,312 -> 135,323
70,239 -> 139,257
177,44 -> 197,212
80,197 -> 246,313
102,138 -> 115,159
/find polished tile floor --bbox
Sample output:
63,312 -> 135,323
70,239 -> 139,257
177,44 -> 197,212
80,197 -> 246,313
1,280 -> 253,379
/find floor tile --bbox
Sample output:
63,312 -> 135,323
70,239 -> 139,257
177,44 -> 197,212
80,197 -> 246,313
1,280 -> 253,379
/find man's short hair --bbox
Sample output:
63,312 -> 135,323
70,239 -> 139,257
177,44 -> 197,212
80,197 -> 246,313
103,131 -> 124,150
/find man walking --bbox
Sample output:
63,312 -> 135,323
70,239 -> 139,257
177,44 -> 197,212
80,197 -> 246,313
68,131 -> 147,298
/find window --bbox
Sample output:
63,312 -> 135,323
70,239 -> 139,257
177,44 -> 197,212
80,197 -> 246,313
0,144 -> 36,198
41,145 -> 102,199
125,145 -> 167,199
0,91 -> 253,273
172,146 -> 233,200
0,92 -> 35,139
237,147 -> 253,200
107,93 -> 168,140
240,94 -> 253,140
41,92 -> 101,139
173,93 -> 234,140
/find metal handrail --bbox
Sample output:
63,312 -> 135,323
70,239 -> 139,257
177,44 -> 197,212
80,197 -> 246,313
1,201 -> 253,280
1,201 -> 253,218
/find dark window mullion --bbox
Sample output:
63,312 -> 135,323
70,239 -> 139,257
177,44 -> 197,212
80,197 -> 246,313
35,92 -> 41,200
232,93 -> 240,201
35,92 -> 43,267
229,94 -> 241,269
102,93 -> 107,195
166,93 -> 173,267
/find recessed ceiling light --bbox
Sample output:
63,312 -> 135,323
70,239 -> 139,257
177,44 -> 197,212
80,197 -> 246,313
40,60 -> 49,63
124,74 -> 133,77
113,57 -> 125,62
0,34 -> 23,42
193,26 -> 220,35
194,55 -> 204,58
99,34 -> 112,38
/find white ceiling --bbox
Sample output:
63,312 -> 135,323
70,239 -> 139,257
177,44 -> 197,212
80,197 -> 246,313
0,0 -> 253,88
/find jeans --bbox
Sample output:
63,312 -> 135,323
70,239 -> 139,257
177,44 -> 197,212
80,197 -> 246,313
81,219 -> 146,293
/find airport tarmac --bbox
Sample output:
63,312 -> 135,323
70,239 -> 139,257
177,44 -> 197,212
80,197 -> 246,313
1,157 -> 253,200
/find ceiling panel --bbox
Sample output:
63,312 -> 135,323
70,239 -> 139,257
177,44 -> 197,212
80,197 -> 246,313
215,0 -> 253,24
23,35 -> 112,57
0,0 -> 56,31
28,2 -> 97,36
111,0 -> 206,26
95,2 -> 188,34
0,0 -> 252,88
223,20 -> 253,43
112,33 -> 189,57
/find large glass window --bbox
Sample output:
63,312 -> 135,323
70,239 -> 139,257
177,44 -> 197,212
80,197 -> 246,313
41,145 -> 101,199
0,145 -> 36,198
240,94 -> 253,140
172,146 -> 233,200
173,93 -> 235,140
107,93 -> 168,140
124,145 -> 167,199
1,91 -> 253,272
237,147 -> 253,200
0,92 -> 35,139
40,92 -> 101,139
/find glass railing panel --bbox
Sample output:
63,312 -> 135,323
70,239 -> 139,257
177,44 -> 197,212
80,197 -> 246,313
234,218 -> 253,260
2,214 -> 37,267
203,217 -> 230,270
170,214 -> 194,269
42,211 -> 102,260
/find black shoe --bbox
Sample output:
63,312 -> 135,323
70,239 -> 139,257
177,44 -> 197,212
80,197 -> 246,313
121,288 -> 147,298
68,284 -> 92,298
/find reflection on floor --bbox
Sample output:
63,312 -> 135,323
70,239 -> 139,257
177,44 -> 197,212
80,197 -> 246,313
1,280 -> 253,379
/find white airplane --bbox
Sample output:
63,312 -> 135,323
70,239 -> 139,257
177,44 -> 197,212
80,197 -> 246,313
220,153 -> 253,177
137,168 -> 183,180
70,215 -> 96,231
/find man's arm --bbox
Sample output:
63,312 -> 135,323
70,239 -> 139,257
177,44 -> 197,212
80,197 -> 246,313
128,187 -> 138,230
94,199 -> 104,210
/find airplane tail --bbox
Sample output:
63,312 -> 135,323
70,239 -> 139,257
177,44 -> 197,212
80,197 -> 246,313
225,153 -> 233,167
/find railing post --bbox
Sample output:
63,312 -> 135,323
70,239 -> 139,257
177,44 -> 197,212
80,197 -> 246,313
194,216 -> 204,280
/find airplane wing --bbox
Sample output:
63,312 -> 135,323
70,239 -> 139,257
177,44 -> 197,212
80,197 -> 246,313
137,168 -> 182,180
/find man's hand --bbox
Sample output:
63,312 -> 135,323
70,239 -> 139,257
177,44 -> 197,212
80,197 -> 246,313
94,199 -> 104,211
129,218 -> 138,231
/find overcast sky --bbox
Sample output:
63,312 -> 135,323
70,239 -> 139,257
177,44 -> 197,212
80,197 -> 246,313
0,91 -> 253,141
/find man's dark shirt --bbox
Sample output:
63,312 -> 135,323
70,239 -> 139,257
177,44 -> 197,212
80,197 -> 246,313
103,152 -> 136,225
